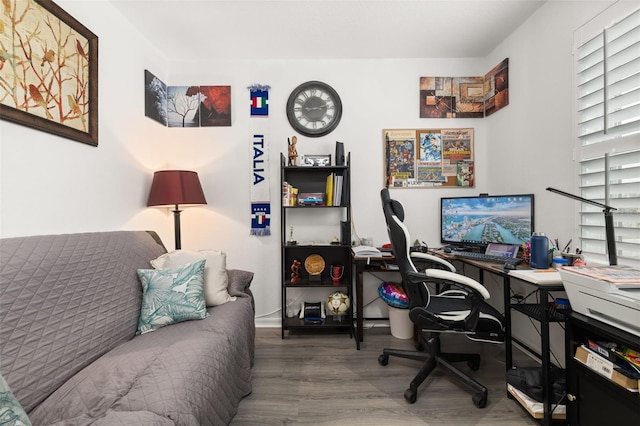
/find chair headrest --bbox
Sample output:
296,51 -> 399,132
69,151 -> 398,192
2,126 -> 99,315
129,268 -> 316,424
380,188 -> 404,222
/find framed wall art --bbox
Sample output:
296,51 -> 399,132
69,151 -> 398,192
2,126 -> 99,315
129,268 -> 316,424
0,0 -> 98,146
383,128 -> 475,188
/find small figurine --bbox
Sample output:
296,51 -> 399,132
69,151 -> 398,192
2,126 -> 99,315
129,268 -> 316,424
290,259 -> 301,283
288,136 -> 298,166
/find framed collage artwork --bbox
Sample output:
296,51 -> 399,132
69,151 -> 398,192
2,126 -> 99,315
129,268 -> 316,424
383,128 -> 475,188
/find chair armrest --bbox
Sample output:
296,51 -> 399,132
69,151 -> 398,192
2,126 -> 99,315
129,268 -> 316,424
408,269 -> 490,300
410,252 -> 456,273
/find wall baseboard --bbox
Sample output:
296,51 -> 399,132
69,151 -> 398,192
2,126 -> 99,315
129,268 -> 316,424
254,318 -> 391,329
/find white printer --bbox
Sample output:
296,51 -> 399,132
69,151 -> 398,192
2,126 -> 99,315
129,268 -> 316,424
558,266 -> 640,337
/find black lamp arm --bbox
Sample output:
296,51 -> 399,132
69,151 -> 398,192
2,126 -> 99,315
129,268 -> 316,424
546,187 -> 617,266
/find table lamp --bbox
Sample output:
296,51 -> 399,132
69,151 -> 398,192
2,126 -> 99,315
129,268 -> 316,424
147,170 -> 207,250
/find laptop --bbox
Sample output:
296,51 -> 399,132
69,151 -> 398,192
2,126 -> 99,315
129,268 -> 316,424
485,243 -> 519,259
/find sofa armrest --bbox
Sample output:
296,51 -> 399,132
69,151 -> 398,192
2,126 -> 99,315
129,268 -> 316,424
227,269 -> 254,297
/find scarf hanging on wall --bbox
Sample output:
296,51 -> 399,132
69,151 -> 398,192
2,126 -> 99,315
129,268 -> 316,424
248,84 -> 271,236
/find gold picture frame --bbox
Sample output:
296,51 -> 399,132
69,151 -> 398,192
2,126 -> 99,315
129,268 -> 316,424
0,0 -> 98,146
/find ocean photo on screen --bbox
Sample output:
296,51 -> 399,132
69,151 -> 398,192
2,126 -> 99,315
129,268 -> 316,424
442,195 -> 533,245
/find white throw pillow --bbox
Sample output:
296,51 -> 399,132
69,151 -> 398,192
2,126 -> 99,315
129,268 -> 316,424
151,249 -> 236,306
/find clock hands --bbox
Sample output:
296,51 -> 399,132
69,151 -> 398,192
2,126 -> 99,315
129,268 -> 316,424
303,105 -> 326,112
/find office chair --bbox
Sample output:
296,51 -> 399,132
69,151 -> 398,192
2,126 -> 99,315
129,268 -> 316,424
379,188 -> 505,408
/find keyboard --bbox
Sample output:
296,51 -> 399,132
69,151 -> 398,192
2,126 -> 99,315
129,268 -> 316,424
451,251 -> 523,266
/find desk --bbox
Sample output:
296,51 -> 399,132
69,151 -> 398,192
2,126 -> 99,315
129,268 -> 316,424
435,251 -> 566,425
351,251 -> 397,350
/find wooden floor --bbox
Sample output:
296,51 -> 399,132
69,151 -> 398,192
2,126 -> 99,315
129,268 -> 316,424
231,327 -> 540,425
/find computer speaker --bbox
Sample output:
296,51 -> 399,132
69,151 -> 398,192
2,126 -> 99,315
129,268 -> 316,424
335,141 -> 345,166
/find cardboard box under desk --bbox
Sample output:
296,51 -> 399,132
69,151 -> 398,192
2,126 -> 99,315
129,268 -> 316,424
575,346 -> 639,391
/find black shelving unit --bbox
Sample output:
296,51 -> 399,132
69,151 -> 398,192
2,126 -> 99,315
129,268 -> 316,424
280,153 -> 352,338
565,312 -> 640,425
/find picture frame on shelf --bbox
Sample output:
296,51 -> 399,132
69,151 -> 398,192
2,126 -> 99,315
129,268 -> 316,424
300,154 -> 331,167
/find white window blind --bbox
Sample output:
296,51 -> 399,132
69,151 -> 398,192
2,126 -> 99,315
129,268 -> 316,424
575,6 -> 640,267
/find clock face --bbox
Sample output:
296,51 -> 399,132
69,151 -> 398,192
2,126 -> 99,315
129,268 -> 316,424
286,81 -> 342,137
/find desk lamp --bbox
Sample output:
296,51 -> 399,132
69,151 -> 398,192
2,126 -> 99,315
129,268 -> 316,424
147,170 -> 207,250
546,187 -> 617,266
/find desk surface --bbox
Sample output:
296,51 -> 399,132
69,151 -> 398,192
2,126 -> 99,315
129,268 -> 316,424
432,250 -> 563,286
508,269 -> 562,285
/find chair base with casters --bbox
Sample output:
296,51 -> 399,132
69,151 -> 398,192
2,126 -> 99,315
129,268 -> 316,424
378,331 -> 489,408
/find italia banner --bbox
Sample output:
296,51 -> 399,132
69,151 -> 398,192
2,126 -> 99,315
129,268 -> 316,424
248,84 -> 271,236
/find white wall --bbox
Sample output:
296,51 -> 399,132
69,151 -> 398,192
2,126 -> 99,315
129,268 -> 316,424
0,0 -> 169,238
166,57 -> 488,324
480,0 -> 617,363
0,1 -> 616,329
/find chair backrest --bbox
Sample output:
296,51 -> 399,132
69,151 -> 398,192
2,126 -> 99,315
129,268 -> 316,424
380,188 -> 430,309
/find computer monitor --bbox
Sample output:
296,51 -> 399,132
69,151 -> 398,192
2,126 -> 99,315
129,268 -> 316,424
440,194 -> 535,250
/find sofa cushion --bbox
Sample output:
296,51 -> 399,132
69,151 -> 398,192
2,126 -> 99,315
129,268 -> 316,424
151,250 -> 236,306
137,259 -> 209,334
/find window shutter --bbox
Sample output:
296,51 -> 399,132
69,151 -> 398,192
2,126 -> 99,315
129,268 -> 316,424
575,7 -> 640,267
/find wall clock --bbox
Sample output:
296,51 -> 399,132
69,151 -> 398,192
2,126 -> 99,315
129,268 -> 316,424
286,81 -> 342,137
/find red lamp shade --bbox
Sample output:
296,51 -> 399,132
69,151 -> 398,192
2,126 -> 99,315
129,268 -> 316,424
147,170 -> 207,250
147,170 -> 207,207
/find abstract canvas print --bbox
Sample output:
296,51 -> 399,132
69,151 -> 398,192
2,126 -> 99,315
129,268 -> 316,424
167,86 -> 201,127
198,86 -> 231,127
144,70 -> 167,126
419,76 -> 484,118
419,58 -> 509,118
484,58 -> 509,117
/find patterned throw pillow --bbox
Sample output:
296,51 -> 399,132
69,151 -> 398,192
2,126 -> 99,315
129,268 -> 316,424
0,373 -> 31,426
151,250 -> 236,306
137,259 -> 209,334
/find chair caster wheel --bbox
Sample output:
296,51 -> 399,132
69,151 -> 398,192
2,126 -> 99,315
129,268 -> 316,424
467,355 -> 481,371
415,342 -> 424,351
472,392 -> 487,408
378,354 -> 389,366
404,388 -> 417,404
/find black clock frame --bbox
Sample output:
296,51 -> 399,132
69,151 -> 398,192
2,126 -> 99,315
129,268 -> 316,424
286,81 -> 342,137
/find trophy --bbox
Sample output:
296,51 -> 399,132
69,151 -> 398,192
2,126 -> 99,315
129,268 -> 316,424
330,264 -> 344,285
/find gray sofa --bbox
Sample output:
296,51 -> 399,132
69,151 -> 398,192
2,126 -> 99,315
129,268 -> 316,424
0,231 -> 255,425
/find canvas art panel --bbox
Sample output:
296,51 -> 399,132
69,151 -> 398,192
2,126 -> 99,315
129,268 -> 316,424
198,85 -> 231,127
144,70 -> 168,126
167,85 -> 201,127
484,58 -> 510,117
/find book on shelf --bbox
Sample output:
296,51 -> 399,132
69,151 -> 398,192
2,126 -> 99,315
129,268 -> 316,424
282,182 -> 298,206
324,172 -> 345,206
325,173 -> 334,206
333,174 -> 343,206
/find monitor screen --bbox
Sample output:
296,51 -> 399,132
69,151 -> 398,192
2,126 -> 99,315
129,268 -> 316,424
440,194 -> 534,248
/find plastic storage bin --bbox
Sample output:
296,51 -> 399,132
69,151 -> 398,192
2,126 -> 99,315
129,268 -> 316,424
388,306 -> 413,339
